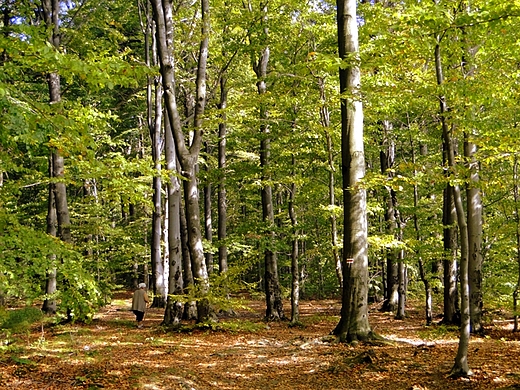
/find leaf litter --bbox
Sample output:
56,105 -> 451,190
1,293 -> 520,390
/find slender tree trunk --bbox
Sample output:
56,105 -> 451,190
218,73 -> 228,277
150,81 -> 166,308
43,155 -> 57,314
443,170 -> 460,325
252,4 -> 284,321
289,155 -> 300,325
332,0 -> 372,342
204,142 -> 214,274
163,110 -> 184,326
380,120 -> 398,313
42,0 -> 71,314
317,76 -> 342,289
180,196 -> 197,319
435,40 -> 472,377
395,245 -> 406,320
411,138 -> 433,325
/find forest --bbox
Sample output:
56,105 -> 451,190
2,0 -> 520,388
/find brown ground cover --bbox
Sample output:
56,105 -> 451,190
1,293 -> 520,390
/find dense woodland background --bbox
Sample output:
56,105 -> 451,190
2,0 -> 520,367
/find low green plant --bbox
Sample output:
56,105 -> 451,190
0,307 -> 43,333
417,324 -> 459,340
174,319 -> 265,333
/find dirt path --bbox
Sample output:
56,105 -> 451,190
1,293 -> 520,389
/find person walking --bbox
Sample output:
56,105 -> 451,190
132,283 -> 150,328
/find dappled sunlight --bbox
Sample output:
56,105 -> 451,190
3,295 -> 520,389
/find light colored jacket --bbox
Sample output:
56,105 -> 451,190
132,288 -> 149,312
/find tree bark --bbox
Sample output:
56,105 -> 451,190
150,77 -> 166,309
252,4 -> 284,321
443,170 -> 460,325
435,40 -> 472,377
460,15 -> 483,334
42,0 -> 71,314
465,134 -> 483,333
218,73 -> 228,276
163,110 -> 184,326
317,75 -> 342,290
150,0 -> 212,322
411,138 -> 433,325
332,0 -> 372,342
289,155 -> 300,325
43,155 -> 57,314
204,142 -> 214,274
380,120 -> 399,313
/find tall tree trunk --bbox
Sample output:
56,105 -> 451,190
43,155 -> 57,314
380,120 -> 398,313
465,136 -> 483,334
332,0 -> 372,342
144,0 -> 167,309
150,79 -> 166,308
180,196 -> 197,319
289,155 -> 300,325
395,243 -> 406,320
316,75 -> 342,289
41,0 -> 71,314
204,142 -> 214,274
460,15 -> 483,334
163,110 -> 184,326
411,138 -> 433,325
435,40 -> 472,377
443,166 -> 460,325
253,4 -> 284,321
150,0 -> 212,322
218,73 -> 228,277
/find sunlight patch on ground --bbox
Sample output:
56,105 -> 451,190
383,333 -> 458,346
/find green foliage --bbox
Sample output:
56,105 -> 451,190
1,0 -> 520,331
0,307 -> 43,334
417,324 -> 459,341
190,319 -> 266,333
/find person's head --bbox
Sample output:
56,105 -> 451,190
138,283 -> 147,289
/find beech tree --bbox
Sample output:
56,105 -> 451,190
332,0 -> 373,342
40,0 -> 72,315
150,0 -> 213,322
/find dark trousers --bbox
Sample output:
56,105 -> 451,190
133,310 -> 145,321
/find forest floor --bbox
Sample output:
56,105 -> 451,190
1,293 -> 520,390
